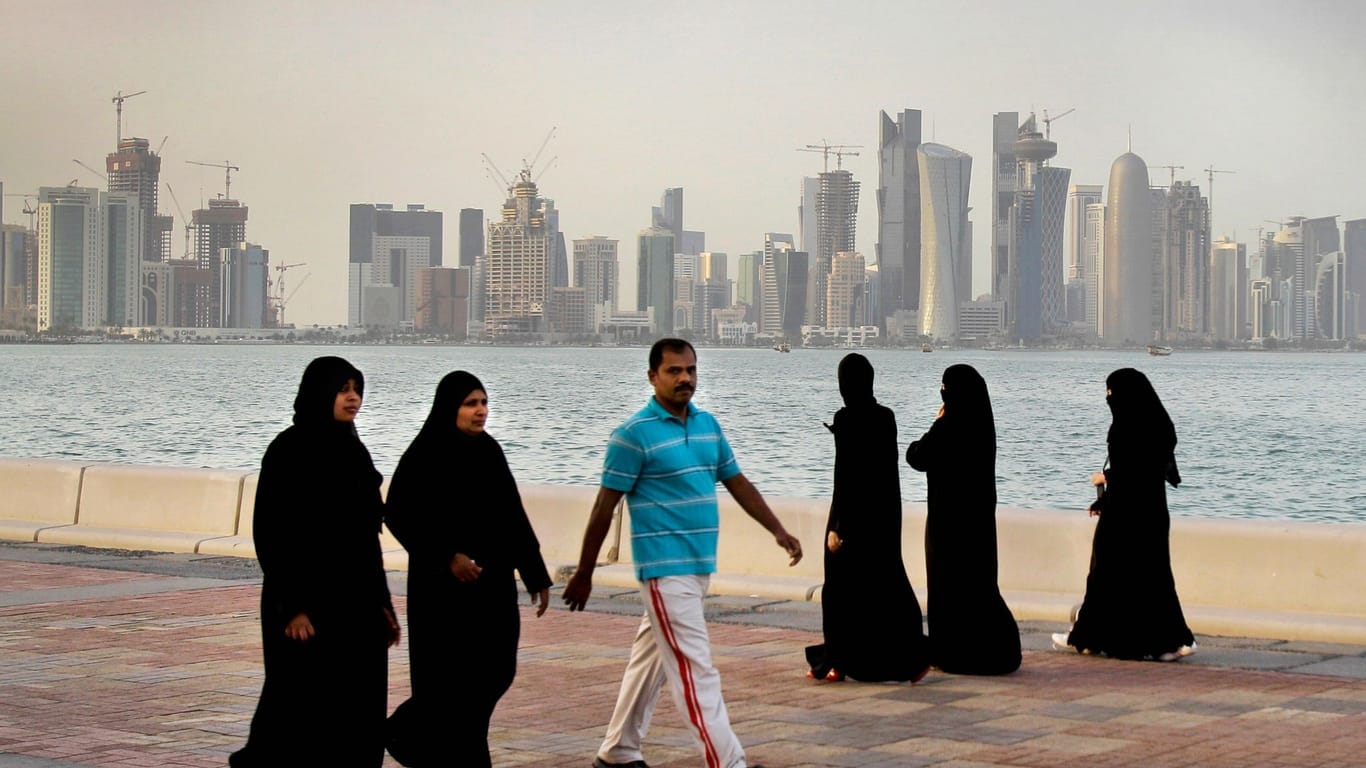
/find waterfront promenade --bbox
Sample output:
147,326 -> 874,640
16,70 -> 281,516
2,542 -> 1365,768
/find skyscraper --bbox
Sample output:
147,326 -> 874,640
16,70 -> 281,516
1,224 -> 30,325
193,199 -> 248,327
826,251 -> 866,330
760,249 -> 809,339
651,187 -> 683,250
1315,250 -> 1348,340
348,203 -> 442,328
221,242 -> 269,328
918,143 -> 972,341
1209,238 -> 1245,341
1066,185 -> 1104,281
106,137 -> 171,264
1102,151 -> 1154,344
1066,184 -> 1103,322
798,178 -> 819,256
990,112 -> 1019,304
1084,202 -> 1106,336
415,266 -> 470,337
573,236 -> 619,310
736,251 -> 762,323
458,208 -> 484,267
485,180 -> 554,336
637,227 -> 675,334
876,108 -> 923,323
1345,218 -> 1366,335
103,191 -> 143,328
812,170 -> 859,327
1161,181 -> 1211,337
1005,114 -> 1070,341
37,186 -> 102,331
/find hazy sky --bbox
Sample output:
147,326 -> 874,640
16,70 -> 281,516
4,0 -> 1363,327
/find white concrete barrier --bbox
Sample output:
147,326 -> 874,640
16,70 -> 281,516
39,463 -> 249,553
197,472 -> 259,558
0,458 -> 87,541
2,459 -> 1363,644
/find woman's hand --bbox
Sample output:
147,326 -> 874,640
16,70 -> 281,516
285,612 -> 315,642
382,606 -> 401,647
826,530 -> 842,553
533,588 -> 549,617
450,552 -> 483,582
1090,471 -> 1107,487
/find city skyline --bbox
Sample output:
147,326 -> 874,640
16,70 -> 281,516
2,0 -> 1363,327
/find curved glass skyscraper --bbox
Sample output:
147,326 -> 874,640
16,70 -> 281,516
918,143 -> 972,341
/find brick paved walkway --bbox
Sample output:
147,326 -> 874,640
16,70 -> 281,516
1,554 -> 1365,767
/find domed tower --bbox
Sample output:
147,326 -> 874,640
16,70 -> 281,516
1102,151 -> 1153,344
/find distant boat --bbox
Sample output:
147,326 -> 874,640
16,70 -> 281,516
921,343 -> 934,352
773,342 -> 791,353
1148,344 -> 1173,356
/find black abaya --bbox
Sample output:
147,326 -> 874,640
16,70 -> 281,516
231,357 -> 394,767
1067,368 -> 1194,660
384,371 -> 552,767
906,364 -> 1021,676
806,354 -> 931,682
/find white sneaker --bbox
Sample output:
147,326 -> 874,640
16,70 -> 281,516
1176,642 -> 1198,657
1051,632 -> 1076,652
1156,651 -> 1180,662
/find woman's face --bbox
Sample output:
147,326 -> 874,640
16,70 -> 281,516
456,389 -> 489,436
333,379 -> 362,423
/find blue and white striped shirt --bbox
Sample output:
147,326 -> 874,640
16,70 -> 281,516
603,397 -> 740,580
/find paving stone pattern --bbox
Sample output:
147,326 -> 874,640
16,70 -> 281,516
1,549 -> 1365,767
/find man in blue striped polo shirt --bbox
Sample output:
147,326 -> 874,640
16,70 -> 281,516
564,338 -> 802,768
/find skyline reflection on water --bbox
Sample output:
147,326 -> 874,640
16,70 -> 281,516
3,344 -> 1363,525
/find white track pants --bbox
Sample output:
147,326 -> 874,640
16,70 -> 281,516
598,574 -> 747,768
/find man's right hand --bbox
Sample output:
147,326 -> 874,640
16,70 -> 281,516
562,569 -> 593,611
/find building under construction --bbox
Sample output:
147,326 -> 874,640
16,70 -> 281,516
106,138 -> 173,264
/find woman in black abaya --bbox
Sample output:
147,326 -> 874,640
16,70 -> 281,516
230,356 -> 400,767
1057,368 -> 1196,661
906,364 -> 1021,675
384,371 -> 552,767
805,353 -> 931,683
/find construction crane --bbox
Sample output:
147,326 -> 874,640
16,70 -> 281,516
1153,164 -> 1185,187
798,140 -> 863,173
164,182 -> 196,260
186,160 -> 241,200
1041,107 -> 1075,140
111,89 -> 147,146
522,126 -> 557,179
73,159 -> 108,184
480,153 -> 513,196
1206,165 -> 1236,238
274,272 -> 309,328
3,192 -> 39,231
155,136 -> 169,155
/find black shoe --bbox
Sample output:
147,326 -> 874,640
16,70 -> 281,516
593,758 -> 651,768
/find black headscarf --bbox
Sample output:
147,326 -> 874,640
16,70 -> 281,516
291,356 -> 365,433
1105,368 -> 1180,485
837,353 -> 876,407
412,370 -> 485,446
940,364 -> 995,449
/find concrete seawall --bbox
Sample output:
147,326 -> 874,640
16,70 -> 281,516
2,456 -> 1362,644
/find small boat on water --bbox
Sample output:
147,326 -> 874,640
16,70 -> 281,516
773,342 -> 791,352
1148,344 -> 1173,356
921,343 -> 933,352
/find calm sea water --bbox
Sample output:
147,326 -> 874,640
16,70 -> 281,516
2,343 -> 1363,525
